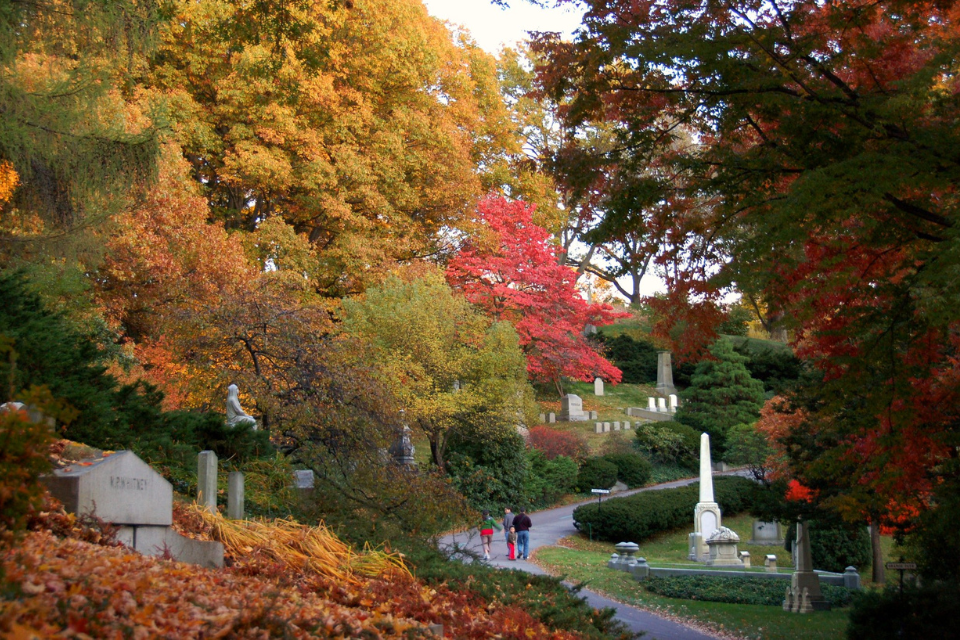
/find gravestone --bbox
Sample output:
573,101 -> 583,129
594,378 -> 604,396
548,412 -> 556,424
765,554 -> 778,572
689,433 -> 722,562
197,450 -> 218,512
293,469 -> 315,490
657,397 -> 667,412
656,351 -> 678,396
560,394 -> 587,421
227,471 -> 244,520
750,520 -> 785,545
647,397 -> 656,411
669,394 -> 678,412
623,421 -> 632,430
789,521 -> 830,611
42,450 -> 222,567
603,422 -> 611,432
595,422 -> 603,434
589,410 -> 599,420
613,421 -> 621,431
539,413 -> 546,424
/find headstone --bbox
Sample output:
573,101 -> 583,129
613,421 -> 621,431
560,394 -> 587,421
739,550 -> 751,568
657,397 -> 667,412
548,412 -> 556,424
656,351 -> 678,395
589,410 -> 599,420
603,422 -> 611,432
669,394 -> 678,412
595,422 -> 603,434
225,384 -> 258,430
197,450 -> 218,512
647,397 -> 656,411
539,413 -> 546,423
42,450 -> 223,568
293,469 -> 315,489
750,520 -> 785,545
227,472 -> 244,520
44,450 -> 172,526
689,433 -> 722,562
594,378 -> 604,396
623,421 -> 632,430
583,324 -> 598,336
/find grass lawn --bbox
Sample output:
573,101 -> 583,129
533,511 -> 903,639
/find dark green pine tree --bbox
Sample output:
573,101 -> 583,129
675,339 -> 765,458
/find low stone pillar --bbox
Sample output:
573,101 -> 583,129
669,394 -> 678,412
765,554 -> 778,572
595,378 -> 604,396
227,471 -> 244,520
197,450 -> 218,512
607,553 -> 621,570
614,542 -> 639,572
843,567 -> 861,590
595,422 -> 603,434
647,397 -> 656,411
739,551 -> 751,568
629,556 -> 650,580
590,411 -> 599,420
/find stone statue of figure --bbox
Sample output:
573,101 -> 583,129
225,384 -> 258,430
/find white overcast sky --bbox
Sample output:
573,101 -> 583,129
421,0 -> 585,54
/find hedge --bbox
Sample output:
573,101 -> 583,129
644,575 -> 853,607
602,453 -> 652,488
572,476 -> 755,542
576,457 -> 618,493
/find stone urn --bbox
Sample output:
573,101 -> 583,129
706,526 -> 743,566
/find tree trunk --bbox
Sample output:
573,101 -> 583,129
871,522 -> 885,584
430,438 -> 443,469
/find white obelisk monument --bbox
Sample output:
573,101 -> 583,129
689,432 -> 723,561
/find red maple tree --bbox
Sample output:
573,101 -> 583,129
447,196 -> 627,391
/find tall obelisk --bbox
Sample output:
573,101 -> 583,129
689,433 -> 723,561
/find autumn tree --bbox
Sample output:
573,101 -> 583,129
533,0 -> 960,548
147,0 -> 516,297
341,270 -> 536,468
447,196 -> 626,393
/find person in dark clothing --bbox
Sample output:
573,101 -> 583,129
512,507 -> 532,560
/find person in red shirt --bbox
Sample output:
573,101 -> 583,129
479,510 -> 502,561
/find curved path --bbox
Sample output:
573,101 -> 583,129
440,476 -> 732,640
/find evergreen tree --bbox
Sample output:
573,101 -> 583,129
676,339 -> 765,458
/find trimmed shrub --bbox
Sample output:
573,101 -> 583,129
576,457 -> 618,493
526,450 -> 579,508
527,426 -> 589,462
634,420 -> 700,469
602,452 -> 652,488
572,476 -> 755,542
784,519 -> 871,573
644,575 -> 852,607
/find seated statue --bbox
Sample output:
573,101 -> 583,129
225,384 -> 258,430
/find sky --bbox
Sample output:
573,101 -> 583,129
421,0 -> 585,54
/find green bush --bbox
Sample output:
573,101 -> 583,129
847,584 -> 960,640
785,520 -> 871,573
573,476 -> 755,542
446,417 -> 529,511
525,450 -> 579,508
576,457 -> 618,493
644,574 -> 852,607
634,421 -> 700,469
597,334 -> 658,384
733,341 -> 803,395
602,452 -> 652,488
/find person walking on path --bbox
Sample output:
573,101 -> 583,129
502,508 -> 515,546
479,510 -> 502,560
512,507 -> 532,560
506,526 -> 518,560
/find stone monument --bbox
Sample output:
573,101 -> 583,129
750,520 -> 785,545
389,425 -> 416,466
42,451 -> 223,567
656,351 -> 677,396
783,521 -> 830,612
594,378 -> 604,396
560,394 -> 587,421
706,526 -> 743,566
226,384 -> 258,429
689,433 -> 722,562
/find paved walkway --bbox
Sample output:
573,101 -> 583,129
440,476 -> 730,640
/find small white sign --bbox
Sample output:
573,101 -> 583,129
591,489 -> 611,494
